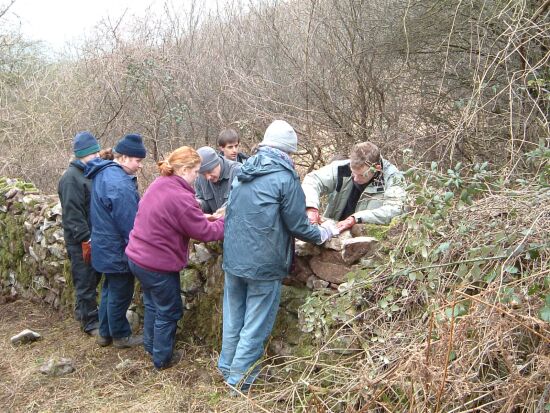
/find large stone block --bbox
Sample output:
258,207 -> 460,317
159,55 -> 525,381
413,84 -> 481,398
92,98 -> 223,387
288,256 -> 313,284
295,240 -> 321,257
309,256 -> 351,284
341,236 -> 379,265
323,231 -> 352,251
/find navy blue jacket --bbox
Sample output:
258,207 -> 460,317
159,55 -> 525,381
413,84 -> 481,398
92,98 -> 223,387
223,149 -> 322,280
84,158 -> 140,273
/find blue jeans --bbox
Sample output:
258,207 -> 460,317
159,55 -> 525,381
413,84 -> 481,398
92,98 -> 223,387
66,243 -> 102,333
218,273 -> 282,389
128,260 -> 183,369
98,272 -> 134,339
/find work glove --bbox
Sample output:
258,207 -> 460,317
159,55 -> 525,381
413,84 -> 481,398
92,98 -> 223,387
336,216 -> 356,232
306,207 -> 321,224
214,207 -> 226,218
81,240 -> 91,264
317,220 -> 340,244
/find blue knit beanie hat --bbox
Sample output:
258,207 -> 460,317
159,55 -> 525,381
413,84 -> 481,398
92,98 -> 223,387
259,120 -> 298,153
114,134 -> 146,158
73,131 -> 100,158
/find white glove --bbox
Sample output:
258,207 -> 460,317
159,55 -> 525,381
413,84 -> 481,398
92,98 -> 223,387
317,220 -> 340,244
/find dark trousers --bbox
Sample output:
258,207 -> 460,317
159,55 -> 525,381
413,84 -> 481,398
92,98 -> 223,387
128,259 -> 183,369
98,272 -> 134,339
66,243 -> 101,333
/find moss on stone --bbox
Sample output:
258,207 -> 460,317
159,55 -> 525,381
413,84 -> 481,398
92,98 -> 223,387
180,268 -> 202,293
180,289 -> 223,348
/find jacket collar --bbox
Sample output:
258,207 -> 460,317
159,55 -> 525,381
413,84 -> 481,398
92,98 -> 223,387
219,157 -> 233,181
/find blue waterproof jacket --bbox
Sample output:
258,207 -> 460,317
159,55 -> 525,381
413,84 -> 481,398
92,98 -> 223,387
223,150 -> 322,280
84,158 -> 140,273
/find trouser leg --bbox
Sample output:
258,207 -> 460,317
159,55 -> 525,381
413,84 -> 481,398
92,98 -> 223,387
218,273 -> 247,380
227,277 -> 282,389
98,277 -> 110,337
103,272 -> 134,338
129,259 -> 182,368
151,273 -> 182,368
66,243 -> 101,333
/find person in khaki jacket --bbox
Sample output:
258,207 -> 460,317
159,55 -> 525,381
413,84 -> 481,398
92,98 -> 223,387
302,142 -> 406,231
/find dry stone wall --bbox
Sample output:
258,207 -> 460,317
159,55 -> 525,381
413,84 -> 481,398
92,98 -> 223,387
0,178 -> 71,308
1,177 -> 385,358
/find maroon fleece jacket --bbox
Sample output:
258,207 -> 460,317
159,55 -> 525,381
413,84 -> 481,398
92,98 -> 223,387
126,174 -> 224,272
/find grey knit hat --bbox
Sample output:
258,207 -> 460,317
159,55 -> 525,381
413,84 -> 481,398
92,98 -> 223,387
259,120 -> 298,153
197,147 -> 221,174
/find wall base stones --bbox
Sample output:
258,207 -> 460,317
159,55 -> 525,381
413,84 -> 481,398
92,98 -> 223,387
1,176 -> 388,360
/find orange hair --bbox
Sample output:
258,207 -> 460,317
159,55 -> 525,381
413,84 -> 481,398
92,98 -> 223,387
157,146 -> 201,176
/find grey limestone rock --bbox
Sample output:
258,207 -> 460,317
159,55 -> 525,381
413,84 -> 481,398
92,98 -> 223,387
11,329 -> 41,345
39,357 -> 75,376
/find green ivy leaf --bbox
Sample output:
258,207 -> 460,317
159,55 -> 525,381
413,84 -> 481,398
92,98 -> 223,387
435,242 -> 451,255
540,306 -> 550,322
471,264 -> 482,281
445,303 -> 468,319
505,266 -> 519,274
484,270 -> 497,283
444,191 -> 454,202
421,246 -> 429,259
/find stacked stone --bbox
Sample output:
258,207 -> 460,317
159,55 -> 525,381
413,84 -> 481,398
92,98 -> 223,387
0,177 -> 69,308
290,227 -> 379,290
1,176 -> 386,359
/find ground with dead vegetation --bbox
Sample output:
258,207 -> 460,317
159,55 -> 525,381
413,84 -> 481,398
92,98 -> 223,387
0,298 -> 265,413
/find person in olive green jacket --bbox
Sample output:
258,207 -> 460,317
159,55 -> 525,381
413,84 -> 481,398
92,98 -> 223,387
302,142 -> 406,232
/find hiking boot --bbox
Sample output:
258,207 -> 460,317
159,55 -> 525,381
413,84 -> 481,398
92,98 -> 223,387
113,335 -> 143,349
96,335 -> 112,347
86,328 -> 99,337
156,349 -> 184,371
227,383 -> 250,398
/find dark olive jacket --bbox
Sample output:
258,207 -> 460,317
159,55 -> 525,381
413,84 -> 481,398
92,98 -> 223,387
58,160 -> 92,245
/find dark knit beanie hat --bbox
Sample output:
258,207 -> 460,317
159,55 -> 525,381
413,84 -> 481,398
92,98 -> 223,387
73,131 -> 100,158
197,147 -> 221,174
114,134 -> 146,158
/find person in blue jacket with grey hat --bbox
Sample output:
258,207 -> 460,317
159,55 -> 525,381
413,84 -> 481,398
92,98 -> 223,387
219,120 -> 339,394
85,133 -> 146,348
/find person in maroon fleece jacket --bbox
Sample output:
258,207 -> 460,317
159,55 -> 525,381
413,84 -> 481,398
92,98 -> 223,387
126,146 -> 224,370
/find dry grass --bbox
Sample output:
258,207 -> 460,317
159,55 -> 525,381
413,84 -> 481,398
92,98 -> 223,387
0,299 -> 259,412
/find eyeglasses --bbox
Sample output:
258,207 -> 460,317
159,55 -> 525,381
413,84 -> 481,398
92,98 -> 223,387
351,164 -> 379,178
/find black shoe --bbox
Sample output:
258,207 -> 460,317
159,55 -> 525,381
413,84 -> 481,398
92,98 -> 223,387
96,335 -> 112,347
113,335 -> 143,349
156,349 -> 184,370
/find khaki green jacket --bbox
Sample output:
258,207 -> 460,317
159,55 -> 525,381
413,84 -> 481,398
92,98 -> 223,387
302,159 -> 406,225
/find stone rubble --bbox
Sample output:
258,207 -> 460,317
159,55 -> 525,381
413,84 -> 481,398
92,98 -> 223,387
10,329 -> 41,345
39,357 -> 75,376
